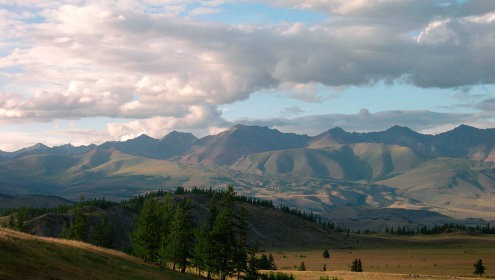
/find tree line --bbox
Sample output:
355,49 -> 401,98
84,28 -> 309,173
131,186 -> 272,279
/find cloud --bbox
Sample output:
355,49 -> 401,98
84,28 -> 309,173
0,0 -> 494,134
476,98 -> 495,112
107,104 -> 228,141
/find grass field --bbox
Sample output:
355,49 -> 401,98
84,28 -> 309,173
265,233 -> 495,279
0,227 -> 197,280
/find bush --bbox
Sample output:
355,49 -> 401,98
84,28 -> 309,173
264,271 -> 294,280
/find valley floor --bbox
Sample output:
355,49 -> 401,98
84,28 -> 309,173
266,233 -> 495,279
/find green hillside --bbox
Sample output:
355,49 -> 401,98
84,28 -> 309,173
231,143 -> 423,181
0,227 -> 197,280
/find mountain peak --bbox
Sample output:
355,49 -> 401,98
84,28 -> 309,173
160,131 -> 197,142
452,124 -> 477,132
132,134 -> 155,141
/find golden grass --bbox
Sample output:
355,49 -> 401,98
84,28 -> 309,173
267,236 -> 495,279
281,270 -> 483,280
0,227 -> 196,280
0,227 -> 135,261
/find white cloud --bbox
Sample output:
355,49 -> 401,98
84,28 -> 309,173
0,0 -> 495,146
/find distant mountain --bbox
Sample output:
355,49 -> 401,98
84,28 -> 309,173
309,125 -> 433,156
232,143 -> 422,180
433,124 -> 495,160
0,194 -> 73,210
10,143 -> 50,158
180,124 -> 310,166
3,124 -> 495,223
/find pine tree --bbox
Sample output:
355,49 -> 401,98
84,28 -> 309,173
234,209 -> 248,279
89,216 -> 114,248
158,193 -> 175,269
351,258 -> 363,272
132,198 -> 162,262
192,224 -> 210,275
245,249 -> 260,280
473,259 -> 486,277
258,254 -> 269,269
210,188 -> 237,280
165,199 -> 194,273
323,248 -> 330,259
68,201 -> 86,241
268,253 -> 277,270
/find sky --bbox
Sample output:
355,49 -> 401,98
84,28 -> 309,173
0,0 -> 495,151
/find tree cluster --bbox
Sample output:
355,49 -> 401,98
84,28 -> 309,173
132,186 -> 267,279
350,258 -> 363,272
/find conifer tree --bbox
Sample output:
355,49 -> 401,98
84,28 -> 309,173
473,259 -> 486,277
89,216 -> 114,248
298,261 -> 306,271
68,199 -> 86,241
323,248 -> 330,259
234,209 -> 248,279
132,198 -> 162,262
158,193 -> 175,268
268,253 -> 277,270
165,199 -> 194,272
210,187 -> 237,280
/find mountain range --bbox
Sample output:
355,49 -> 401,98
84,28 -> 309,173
2,124 -> 495,225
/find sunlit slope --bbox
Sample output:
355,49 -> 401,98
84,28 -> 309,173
379,158 -> 495,219
0,227 -> 196,280
0,149 -> 235,199
231,143 -> 423,180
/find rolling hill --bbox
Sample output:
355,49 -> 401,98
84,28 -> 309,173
0,227 -> 196,280
1,124 -> 495,224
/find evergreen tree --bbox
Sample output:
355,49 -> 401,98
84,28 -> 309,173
209,188 -> 237,280
258,254 -> 269,270
165,199 -> 194,273
192,224 -> 210,276
89,216 -> 115,248
351,258 -> 363,272
298,262 -> 306,271
68,201 -> 86,241
234,209 -> 248,279
158,193 -> 175,269
323,248 -> 330,259
245,249 -> 260,280
132,198 -> 162,262
473,259 -> 486,277
268,253 -> 277,270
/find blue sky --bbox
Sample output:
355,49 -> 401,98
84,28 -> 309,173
0,0 -> 494,150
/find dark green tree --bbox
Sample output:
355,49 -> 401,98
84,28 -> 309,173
323,248 -> 330,259
473,259 -> 486,277
132,198 -> 162,262
209,187 -> 237,280
192,224 -> 211,276
67,201 -> 86,241
158,193 -> 175,269
233,209 -> 248,279
258,254 -> 269,270
245,249 -> 260,280
268,253 -> 277,270
298,261 -> 306,271
351,258 -> 363,272
165,199 -> 194,273
89,216 -> 114,248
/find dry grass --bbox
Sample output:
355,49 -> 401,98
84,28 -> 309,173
0,227 -> 197,280
267,235 -> 495,279
280,270 -> 483,280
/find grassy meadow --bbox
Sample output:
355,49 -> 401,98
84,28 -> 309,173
0,227 -> 197,280
265,233 -> 495,279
